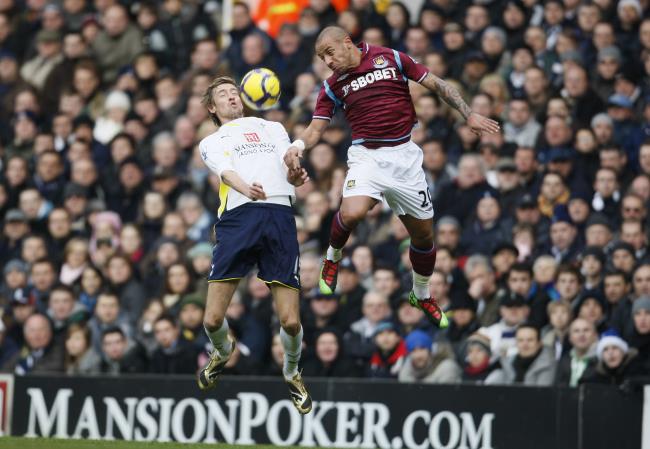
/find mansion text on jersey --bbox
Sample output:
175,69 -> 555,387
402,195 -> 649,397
233,142 -> 276,156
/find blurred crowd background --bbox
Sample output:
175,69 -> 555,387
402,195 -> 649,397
0,0 -> 649,387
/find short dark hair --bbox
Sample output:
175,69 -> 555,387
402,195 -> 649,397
604,270 -> 629,283
102,326 -> 125,340
201,76 -> 238,126
508,262 -> 533,278
154,314 -> 177,328
50,283 -> 75,297
516,323 -> 540,340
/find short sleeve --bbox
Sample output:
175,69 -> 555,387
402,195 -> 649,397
268,121 -> 292,157
313,85 -> 335,121
395,50 -> 429,83
199,137 -> 234,177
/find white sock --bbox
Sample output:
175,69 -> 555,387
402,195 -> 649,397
280,326 -> 303,379
326,246 -> 343,262
412,271 -> 431,300
205,319 -> 233,357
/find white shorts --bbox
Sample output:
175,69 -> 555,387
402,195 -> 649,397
342,140 -> 434,220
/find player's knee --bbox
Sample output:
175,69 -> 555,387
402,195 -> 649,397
339,207 -> 365,228
280,319 -> 301,336
412,229 -> 434,248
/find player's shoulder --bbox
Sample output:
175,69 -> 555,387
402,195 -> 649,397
365,43 -> 395,57
199,127 -> 230,148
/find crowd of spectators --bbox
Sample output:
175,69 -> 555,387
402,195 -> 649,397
0,0 -> 649,388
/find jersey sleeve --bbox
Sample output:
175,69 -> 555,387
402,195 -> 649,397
313,85 -> 335,121
199,137 -> 235,177
268,121 -> 292,157
396,50 -> 429,83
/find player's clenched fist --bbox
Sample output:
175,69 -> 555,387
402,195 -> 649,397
284,146 -> 303,171
287,168 -> 309,187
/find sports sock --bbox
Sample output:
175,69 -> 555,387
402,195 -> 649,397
327,212 -> 351,260
281,325 -> 303,379
409,244 -> 436,300
204,319 -> 233,358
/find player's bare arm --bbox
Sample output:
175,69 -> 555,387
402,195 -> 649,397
283,119 -> 329,170
220,170 -> 267,200
420,73 -> 500,135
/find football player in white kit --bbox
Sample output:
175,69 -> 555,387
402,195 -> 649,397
197,76 -> 312,414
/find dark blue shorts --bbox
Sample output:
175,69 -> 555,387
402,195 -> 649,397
208,203 -> 300,290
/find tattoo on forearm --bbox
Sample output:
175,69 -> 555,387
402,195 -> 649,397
424,74 -> 472,120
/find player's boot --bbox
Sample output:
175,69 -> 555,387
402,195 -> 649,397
408,291 -> 449,329
319,258 -> 339,294
197,337 -> 235,390
285,371 -> 312,414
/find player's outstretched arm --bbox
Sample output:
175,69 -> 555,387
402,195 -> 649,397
420,73 -> 500,135
221,170 -> 267,200
283,119 -> 329,170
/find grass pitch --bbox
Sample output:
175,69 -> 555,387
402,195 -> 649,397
0,437 -> 317,449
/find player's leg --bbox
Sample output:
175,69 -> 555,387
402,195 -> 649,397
320,195 -> 378,294
271,284 -> 312,414
198,208 -> 260,390
198,280 -> 238,390
257,206 -> 312,414
384,141 -> 447,328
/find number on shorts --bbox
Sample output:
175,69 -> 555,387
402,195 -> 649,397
418,189 -> 432,208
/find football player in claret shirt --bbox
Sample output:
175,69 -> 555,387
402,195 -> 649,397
285,27 -> 500,329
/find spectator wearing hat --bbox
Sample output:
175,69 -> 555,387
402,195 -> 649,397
584,213 -> 614,250
398,329 -> 461,384
337,258 -> 367,329
462,332 -> 504,384
566,189 -> 591,241
302,328 -> 362,378
592,46 -> 622,103
91,4 -> 143,83
494,158 -> 525,216
439,290 -> 480,358
546,205 -> 581,264
480,290 -> 531,358
368,320 -> 407,379
302,291 -> 342,347
1,259 -> 28,303
5,288 -> 36,348
514,192 -> 551,250
555,317 -> 598,386
580,329 -> 645,385
623,296 -> 650,365
498,324 -> 556,386
20,29 -> 63,90
178,293 -> 208,351
0,210 -> 29,266
187,241 -> 212,282
607,93 -> 644,161
6,111 -> 39,161
575,289 -> 609,333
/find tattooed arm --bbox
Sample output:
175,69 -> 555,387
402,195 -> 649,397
419,73 -> 500,134
420,73 -> 472,119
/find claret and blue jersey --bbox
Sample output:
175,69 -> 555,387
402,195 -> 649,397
313,42 -> 430,149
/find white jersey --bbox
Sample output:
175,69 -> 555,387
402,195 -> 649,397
199,117 -> 295,217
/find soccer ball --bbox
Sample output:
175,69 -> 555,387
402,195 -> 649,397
240,68 -> 281,111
